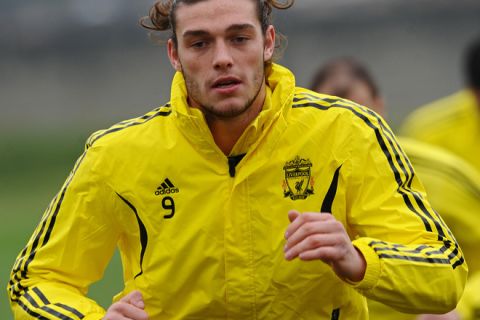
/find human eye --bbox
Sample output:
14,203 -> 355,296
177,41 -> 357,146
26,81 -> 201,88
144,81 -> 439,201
231,36 -> 249,44
190,40 -> 208,49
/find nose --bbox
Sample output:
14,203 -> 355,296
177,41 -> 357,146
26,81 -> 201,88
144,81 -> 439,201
212,41 -> 233,70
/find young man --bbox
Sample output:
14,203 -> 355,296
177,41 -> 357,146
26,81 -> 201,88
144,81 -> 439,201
8,1 -> 467,319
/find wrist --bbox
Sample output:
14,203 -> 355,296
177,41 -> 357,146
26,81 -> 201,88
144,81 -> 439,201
335,247 -> 366,283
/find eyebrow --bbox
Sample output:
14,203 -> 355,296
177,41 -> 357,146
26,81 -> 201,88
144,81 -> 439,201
182,23 -> 256,38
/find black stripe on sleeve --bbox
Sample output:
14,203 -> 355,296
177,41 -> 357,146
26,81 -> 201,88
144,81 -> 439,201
369,118 -> 452,238
372,233 -> 456,262
370,238 -> 463,268
377,253 -> 450,264
8,274 -> 26,300
13,194 -> 59,279
86,105 -> 171,146
406,153 -> 479,243
9,152 -> 88,301
20,288 -> 79,320
359,104 -> 463,266
370,118 -> 463,266
17,300 -> 49,320
32,287 -> 50,304
116,193 -> 148,279
452,256 -> 465,269
376,123 -> 461,260
41,186 -> 70,246
87,105 -> 172,147
382,147 -> 456,245
379,124 -> 463,264
33,287 -> 83,319
293,93 -> 326,103
13,194 -> 58,273
55,303 -> 85,319
321,165 -> 342,213
39,306 -> 75,320
20,153 -> 87,281
370,241 -> 449,258
23,291 -> 40,308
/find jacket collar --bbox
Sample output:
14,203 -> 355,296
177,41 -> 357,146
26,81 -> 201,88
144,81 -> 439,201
170,63 -> 295,157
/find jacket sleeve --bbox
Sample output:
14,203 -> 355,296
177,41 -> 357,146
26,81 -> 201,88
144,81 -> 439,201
7,142 -> 122,320
343,111 -> 468,314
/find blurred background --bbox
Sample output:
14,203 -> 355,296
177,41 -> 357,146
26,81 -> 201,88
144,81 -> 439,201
1,0 -> 480,315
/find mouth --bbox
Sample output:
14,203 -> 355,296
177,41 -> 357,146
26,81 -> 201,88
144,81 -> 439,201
212,77 -> 241,89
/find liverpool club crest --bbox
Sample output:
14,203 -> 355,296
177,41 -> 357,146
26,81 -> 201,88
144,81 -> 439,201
283,156 -> 314,200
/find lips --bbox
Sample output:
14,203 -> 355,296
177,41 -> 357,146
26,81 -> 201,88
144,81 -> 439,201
212,76 -> 241,89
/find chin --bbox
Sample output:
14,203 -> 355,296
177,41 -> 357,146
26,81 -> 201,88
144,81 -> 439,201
211,104 -> 250,119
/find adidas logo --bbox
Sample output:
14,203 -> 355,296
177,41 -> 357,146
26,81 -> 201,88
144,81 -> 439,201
155,178 -> 179,196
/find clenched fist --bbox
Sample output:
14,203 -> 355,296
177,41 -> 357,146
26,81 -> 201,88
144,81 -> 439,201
284,210 -> 366,282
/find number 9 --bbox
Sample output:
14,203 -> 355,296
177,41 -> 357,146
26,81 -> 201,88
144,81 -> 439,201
162,196 -> 175,219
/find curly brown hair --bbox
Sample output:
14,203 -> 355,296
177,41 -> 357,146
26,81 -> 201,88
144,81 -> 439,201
140,0 -> 294,56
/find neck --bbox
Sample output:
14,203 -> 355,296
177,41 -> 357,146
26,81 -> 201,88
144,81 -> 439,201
207,84 -> 266,155
207,116 -> 252,155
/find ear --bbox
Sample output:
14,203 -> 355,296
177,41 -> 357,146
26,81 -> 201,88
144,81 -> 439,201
263,25 -> 275,62
167,39 -> 182,72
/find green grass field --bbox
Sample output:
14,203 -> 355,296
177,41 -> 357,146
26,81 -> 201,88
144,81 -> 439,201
0,131 -> 123,317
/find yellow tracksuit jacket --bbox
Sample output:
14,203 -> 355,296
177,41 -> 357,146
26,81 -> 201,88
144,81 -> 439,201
8,64 -> 467,319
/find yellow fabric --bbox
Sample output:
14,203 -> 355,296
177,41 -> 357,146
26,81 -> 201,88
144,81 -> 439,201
368,138 -> 480,320
8,64 -> 467,319
400,89 -> 480,173
457,271 -> 480,320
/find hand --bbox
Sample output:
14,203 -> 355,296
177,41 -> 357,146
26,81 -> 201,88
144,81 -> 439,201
104,290 -> 148,320
415,310 -> 461,320
284,210 -> 366,282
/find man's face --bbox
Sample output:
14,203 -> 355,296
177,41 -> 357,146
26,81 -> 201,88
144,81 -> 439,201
167,0 -> 275,120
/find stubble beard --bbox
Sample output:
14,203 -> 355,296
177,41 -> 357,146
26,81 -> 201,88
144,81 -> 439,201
182,62 -> 266,120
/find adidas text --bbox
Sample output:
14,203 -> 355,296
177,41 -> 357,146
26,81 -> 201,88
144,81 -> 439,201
155,187 -> 179,196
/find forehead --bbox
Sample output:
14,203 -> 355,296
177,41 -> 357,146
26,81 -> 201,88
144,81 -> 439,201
175,0 -> 259,35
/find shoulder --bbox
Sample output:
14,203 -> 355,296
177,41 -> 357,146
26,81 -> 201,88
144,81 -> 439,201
85,104 -> 173,149
291,87 -> 386,134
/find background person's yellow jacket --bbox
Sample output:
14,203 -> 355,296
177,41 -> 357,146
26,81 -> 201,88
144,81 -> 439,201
8,64 -> 467,319
400,89 -> 480,173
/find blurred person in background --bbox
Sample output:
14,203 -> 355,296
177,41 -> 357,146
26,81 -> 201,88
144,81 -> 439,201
400,36 -> 480,173
7,1 -> 467,319
310,56 -> 480,320
310,57 -> 385,117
